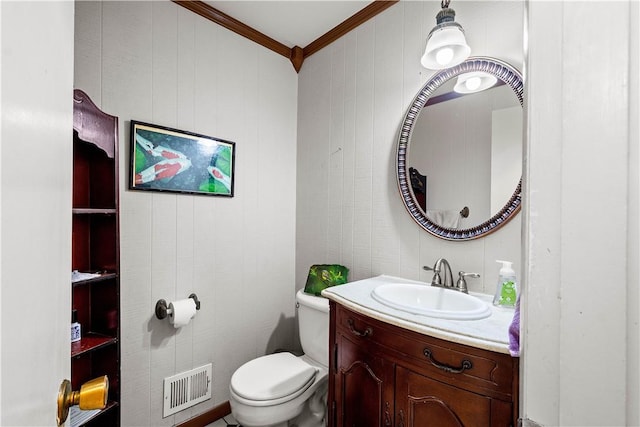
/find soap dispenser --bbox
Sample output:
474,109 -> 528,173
493,260 -> 517,308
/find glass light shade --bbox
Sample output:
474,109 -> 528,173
453,72 -> 498,94
421,24 -> 471,70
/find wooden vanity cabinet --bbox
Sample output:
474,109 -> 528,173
328,302 -> 519,427
334,329 -> 395,426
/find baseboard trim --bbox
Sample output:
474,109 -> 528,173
175,400 -> 231,427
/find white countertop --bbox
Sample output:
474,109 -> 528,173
321,274 -> 516,354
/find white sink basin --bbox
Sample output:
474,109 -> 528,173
371,283 -> 491,320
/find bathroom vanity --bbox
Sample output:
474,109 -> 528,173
322,276 -> 519,427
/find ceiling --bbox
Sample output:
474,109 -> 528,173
204,1 -> 373,48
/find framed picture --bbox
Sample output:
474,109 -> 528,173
129,121 -> 235,197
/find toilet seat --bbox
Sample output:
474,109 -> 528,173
230,352 -> 318,406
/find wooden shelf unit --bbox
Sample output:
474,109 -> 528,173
71,89 -> 121,427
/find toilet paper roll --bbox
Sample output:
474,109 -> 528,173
169,298 -> 197,328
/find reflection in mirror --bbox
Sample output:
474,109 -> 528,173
397,57 -> 523,240
410,80 -> 521,227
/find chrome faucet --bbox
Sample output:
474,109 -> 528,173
423,258 -> 454,289
423,259 -> 479,294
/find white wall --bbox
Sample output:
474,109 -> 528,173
298,1 -> 640,425
296,1 -> 524,297
2,1 -> 635,425
75,2 -> 299,425
523,1 -> 639,425
628,3 -> 640,424
1,1 -> 74,425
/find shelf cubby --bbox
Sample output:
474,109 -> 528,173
71,89 -> 120,426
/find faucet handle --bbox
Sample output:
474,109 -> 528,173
456,271 -> 480,294
423,265 -> 442,286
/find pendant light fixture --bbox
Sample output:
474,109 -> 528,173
421,0 -> 471,70
453,72 -> 498,94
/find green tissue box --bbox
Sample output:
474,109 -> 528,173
304,264 -> 349,296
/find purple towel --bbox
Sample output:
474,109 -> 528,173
508,295 -> 520,357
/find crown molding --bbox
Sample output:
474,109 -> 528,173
303,1 -> 397,58
173,0 -> 399,72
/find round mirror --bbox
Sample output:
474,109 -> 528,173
397,57 -> 523,240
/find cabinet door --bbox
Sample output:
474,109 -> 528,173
396,366 -> 494,427
335,333 -> 394,427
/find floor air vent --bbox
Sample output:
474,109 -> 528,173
163,363 -> 212,417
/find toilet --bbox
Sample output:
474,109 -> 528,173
229,289 -> 329,427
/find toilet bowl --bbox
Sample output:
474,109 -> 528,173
229,290 -> 329,427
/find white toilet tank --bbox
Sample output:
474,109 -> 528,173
296,289 -> 329,367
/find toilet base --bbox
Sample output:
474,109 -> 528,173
288,379 -> 327,427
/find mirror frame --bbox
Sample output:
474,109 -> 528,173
397,56 -> 523,241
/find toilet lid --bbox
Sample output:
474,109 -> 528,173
230,352 -> 317,401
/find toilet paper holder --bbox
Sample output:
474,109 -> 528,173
155,293 -> 201,320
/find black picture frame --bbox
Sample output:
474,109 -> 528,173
129,121 -> 235,197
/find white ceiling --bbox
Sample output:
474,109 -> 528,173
204,1 -> 373,48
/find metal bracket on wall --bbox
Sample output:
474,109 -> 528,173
155,293 -> 201,320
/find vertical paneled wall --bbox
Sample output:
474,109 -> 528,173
628,3 -> 640,424
75,2 -> 298,425
524,2 -> 636,425
296,1 -> 524,293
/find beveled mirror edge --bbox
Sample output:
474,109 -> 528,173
396,56 -> 523,241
